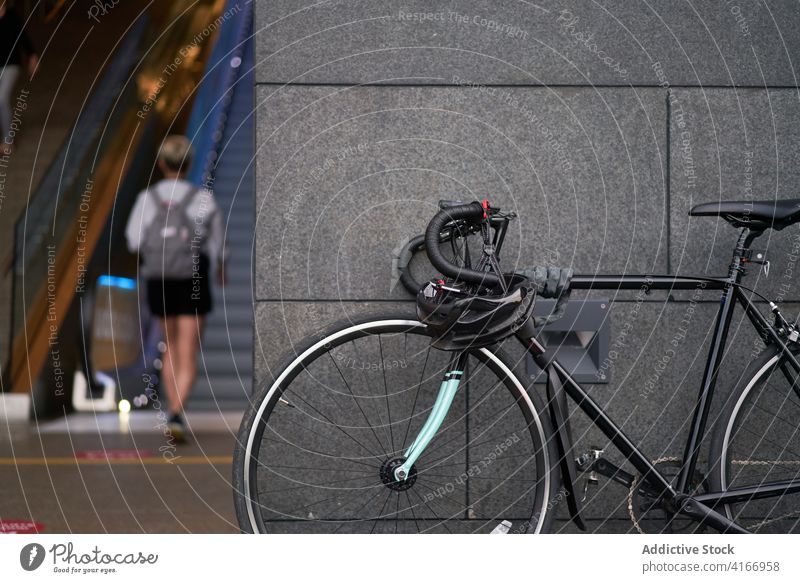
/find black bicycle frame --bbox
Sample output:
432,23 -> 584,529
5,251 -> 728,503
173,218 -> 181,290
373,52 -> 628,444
518,228 -> 800,533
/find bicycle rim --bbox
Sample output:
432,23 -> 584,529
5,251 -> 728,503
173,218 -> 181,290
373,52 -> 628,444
715,349 -> 800,532
238,318 -> 554,533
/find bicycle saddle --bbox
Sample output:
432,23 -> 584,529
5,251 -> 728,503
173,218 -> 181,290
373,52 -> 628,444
689,199 -> 800,231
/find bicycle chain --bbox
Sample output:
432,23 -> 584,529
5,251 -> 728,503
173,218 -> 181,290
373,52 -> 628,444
730,459 -> 800,531
627,456 -> 681,534
627,457 -> 800,534
731,459 -> 800,466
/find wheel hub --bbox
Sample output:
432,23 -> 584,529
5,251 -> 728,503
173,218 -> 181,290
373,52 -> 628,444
380,457 -> 417,491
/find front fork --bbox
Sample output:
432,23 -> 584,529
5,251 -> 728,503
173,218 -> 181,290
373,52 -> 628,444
393,352 -> 468,482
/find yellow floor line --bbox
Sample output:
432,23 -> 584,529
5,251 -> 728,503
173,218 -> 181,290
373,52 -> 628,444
0,456 -> 233,466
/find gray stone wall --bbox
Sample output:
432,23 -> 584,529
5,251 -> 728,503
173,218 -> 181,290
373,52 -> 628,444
253,0 -> 800,532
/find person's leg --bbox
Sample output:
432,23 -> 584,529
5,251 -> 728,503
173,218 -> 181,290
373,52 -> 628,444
171,314 -> 204,414
0,65 -> 20,148
158,316 -> 180,415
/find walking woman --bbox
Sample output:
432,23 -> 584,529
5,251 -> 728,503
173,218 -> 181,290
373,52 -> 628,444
125,136 -> 226,442
0,2 -> 37,155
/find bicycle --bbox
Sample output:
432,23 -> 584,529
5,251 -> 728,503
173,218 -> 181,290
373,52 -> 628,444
233,198 -> 800,533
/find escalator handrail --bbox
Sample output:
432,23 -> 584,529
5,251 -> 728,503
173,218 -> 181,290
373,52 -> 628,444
186,0 -> 253,187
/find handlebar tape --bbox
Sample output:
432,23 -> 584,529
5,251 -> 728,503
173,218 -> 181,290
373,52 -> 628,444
424,202 -> 503,287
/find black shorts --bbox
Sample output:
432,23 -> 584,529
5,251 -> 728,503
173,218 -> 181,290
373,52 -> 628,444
146,255 -> 213,317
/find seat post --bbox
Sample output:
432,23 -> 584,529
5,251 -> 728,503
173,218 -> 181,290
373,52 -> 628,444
728,227 -> 760,285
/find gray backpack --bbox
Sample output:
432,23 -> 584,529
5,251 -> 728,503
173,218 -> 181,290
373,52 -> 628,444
140,185 -> 203,279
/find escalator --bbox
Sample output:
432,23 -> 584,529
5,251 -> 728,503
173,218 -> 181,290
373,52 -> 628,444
2,0 -> 252,417
185,2 -> 254,410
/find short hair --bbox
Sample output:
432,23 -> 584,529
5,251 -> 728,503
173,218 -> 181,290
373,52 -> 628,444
158,135 -> 193,172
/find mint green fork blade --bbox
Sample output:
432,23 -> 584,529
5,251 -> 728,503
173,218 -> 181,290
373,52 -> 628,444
393,369 -> 463,482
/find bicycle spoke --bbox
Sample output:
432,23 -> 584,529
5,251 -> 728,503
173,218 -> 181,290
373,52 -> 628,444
328,351 -> 391,458
416,387 -> 514,463
735,424 -> 800,466
266,415 -> 382,468
378,335 -> 396,453
370,491 -> 393,534
332,488 -> 387,533
271,389 -> 383,463
260,472 -> 381,496
405,490 -> 421,532
241,320 -> 548,533
743,397 -> 800,438
262,462 -> 375,473
283,484 -> 380,519
394,493 -> 401,533
421,410 -> 519,468
400,346 -> 431,451
718,352 -> 800,534
409,488 -> 454,533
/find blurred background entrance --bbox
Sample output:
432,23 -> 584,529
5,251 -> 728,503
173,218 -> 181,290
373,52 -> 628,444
1,0 -> 254,417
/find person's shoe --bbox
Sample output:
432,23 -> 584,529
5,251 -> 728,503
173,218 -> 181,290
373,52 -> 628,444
167,413 -> 188,444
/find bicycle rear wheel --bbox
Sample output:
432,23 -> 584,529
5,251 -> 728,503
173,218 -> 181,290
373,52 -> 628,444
233,313 -> 560,533
709,345 -> 800,532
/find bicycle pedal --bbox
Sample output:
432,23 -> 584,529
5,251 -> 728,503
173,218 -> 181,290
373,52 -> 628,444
490,520 -> 512,534
576,445 -> 605,471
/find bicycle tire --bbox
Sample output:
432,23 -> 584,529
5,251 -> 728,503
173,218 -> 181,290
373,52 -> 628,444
708,343 -> 800,532
232,312 -> 561,533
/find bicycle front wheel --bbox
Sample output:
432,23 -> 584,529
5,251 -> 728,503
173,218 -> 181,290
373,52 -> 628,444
709,344 -> 800,532
233,314 -> 560,533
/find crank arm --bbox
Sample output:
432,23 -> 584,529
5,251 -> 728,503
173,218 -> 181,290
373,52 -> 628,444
591,458 -> 667,500
592,457 -> 635,489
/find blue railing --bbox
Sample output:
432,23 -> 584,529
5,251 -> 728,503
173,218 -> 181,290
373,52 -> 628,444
185,0 -> 253,187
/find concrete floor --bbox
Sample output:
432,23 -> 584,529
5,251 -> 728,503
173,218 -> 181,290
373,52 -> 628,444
0,412 -> 242,533
0,410 -> 655,534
